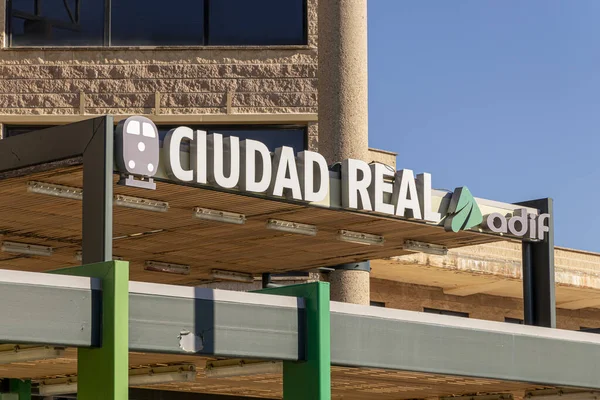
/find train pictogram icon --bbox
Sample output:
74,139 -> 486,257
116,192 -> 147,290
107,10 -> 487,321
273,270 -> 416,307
116,116 -> 159,190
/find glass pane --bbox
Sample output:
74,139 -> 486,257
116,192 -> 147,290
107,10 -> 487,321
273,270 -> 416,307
4,125 -> 306,154
111,0 -> 205,46
3,125 -> 54,137
157,126 -> 306,154
10,0 -> 104,46
208,0 -> 305,46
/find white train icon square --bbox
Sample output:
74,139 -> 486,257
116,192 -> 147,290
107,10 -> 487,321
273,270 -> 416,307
116,116 -> 159,190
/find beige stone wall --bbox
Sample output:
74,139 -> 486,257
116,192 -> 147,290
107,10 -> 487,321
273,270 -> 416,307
0,0 -> 318,119
368,148 -> 397,168
371,278 -> 600,331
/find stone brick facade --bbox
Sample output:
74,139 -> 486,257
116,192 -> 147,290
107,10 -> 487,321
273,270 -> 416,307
0,0 -> 318,118
371,278 -> 600,331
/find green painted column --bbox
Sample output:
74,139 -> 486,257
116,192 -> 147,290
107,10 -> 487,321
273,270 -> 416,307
257,282 -> 331,400
0,379 -> 31,400
52,261 -> 129,400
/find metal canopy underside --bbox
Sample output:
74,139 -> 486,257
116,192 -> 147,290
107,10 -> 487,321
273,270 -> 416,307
0,164 -> 499,284
0,270 -> 598,398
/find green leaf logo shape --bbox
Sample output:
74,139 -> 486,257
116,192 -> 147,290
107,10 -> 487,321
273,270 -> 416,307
444,187 -> 483,232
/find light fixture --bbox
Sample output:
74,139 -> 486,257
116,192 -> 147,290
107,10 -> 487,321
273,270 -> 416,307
0,346 -> 65,365
266,219 -> 317,236
37,364 -> 196,395
74,251 -> 123,262
114,194 -> 169,213
128,364 -> 196,386
526,391 -> 600,400
211,269 -> 254,283
193,207 -> 246,225
27,181 -> 83,201
337,230 -> 384,246
27,182 -> 170,213
441,394 -> 513,400
113,229 -> 164,241
145,261 -> 190,275
402,240 -> 448,256
1,241 -> 54,257
205,360 -> 282,378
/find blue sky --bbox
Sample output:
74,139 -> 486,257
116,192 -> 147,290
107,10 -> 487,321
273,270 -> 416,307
368,1 -> 600,252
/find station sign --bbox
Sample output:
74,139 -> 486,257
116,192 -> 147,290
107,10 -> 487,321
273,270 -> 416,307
115,116 -> 550,241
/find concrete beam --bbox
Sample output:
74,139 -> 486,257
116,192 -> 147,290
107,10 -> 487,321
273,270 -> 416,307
444,280 -> 513,296
557,298 -> 600,310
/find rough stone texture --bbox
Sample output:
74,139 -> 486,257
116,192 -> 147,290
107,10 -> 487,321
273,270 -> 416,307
316,0 -> 371,304
368,148 -> 397,169
371,277 -> 600,331
307,122 -> 319,151
318,0 -> 369,164
329,269 -> 370,305
392,241 -> 600,291
0,0 -> 318,118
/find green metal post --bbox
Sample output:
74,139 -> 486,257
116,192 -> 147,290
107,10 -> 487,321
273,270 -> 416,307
1,379 -> 31,400
256,282 -> 331,400
52,261 -> 129,400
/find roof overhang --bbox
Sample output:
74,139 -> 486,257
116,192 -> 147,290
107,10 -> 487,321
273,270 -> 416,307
0,117 -> 546,283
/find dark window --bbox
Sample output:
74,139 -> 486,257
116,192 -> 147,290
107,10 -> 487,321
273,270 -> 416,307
370,301 -> 386,307
3,124 -> 307,153
111,0 -> 205,46
505,317 -> 524,324
9,0 -> 104,46
423,307 -> 469,318
208,0 -> 306,46
580,327 -> 600,334
8,0 -> 307,47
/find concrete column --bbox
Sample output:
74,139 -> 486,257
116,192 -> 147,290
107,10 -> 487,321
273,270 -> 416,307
318,0 -> 371,305
328,262 -> 370,305
318,0 -> 370,164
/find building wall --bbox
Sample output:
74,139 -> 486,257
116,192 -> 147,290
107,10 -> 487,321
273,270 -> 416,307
371,278 -> 600,331
0,0 -> 318,119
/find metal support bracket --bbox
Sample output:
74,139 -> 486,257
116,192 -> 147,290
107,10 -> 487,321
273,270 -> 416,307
255,282 -> 331,400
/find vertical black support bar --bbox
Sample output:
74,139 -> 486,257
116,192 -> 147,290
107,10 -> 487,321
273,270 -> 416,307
522,241 -> 534,324
82,116 -> 114,264
518,198 -> 555,328
204,0 -> 210,45
104,0 -> 111,46
262,273 -> 272,289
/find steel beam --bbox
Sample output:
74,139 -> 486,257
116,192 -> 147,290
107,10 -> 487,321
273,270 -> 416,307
518,198 -> 556,328
129,388 -> 266,400
128,282 -> 304,360
0,270 -> 100,347
82,116 -> 114,264
330,302 -> 600,389
2,272 -> 600,389
0,117 -> 107,178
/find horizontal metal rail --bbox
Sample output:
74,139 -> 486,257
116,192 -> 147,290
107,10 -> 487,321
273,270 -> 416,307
330,302 -> 600,389
0,270 -> 100,347
2,270 -> 600,389
129,282 -> 305,360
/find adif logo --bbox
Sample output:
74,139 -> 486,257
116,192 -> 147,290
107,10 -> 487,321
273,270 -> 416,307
116,116 -> 159,190
444,187 -> 483,232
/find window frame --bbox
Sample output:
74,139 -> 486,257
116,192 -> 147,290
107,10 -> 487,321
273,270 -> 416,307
423,307 -> 469,318
6,0 -> 309,48
3,123 -> 309,153
505,317 -> 524,324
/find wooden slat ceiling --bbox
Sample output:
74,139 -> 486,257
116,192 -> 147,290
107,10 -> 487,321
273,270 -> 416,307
0,165 -> 500,284
0,351 -> 554,399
